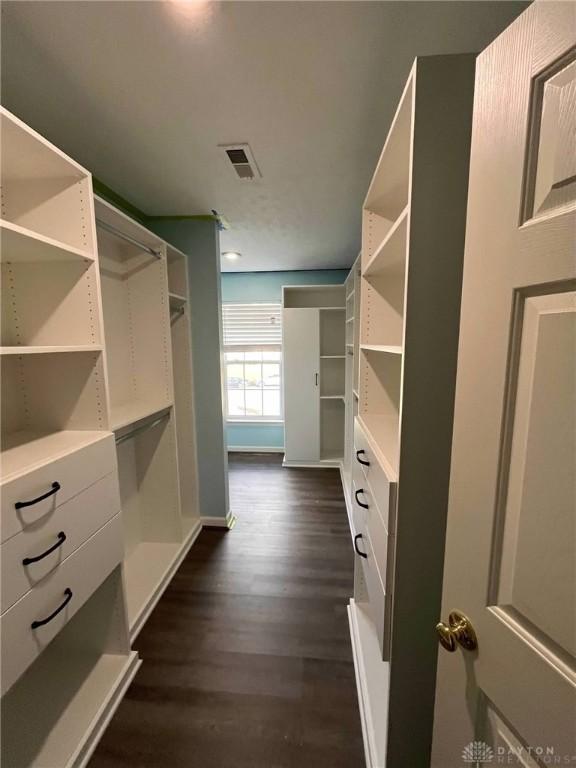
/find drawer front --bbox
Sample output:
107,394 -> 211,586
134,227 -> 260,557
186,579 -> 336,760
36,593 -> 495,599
352,479 -> 388,579
1,472 -> 120,613
1,434 -> 116,544
1,514 -> 122,695
354,417 -> 397,533
357,526 -> 394,661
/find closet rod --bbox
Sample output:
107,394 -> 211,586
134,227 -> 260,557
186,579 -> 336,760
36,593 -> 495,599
96,219 -> 162,260
115,412 -> 169,446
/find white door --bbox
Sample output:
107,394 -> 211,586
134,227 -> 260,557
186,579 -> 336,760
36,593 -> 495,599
283,308 -> 320,462
432,2 -> 576,766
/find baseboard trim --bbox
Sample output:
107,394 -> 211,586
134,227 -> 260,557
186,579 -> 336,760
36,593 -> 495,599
348,600 -> 374,768
228,446 -> 284,453
74,651 -> 142,768
129,519 -> 203,641
201,510 -> 236,529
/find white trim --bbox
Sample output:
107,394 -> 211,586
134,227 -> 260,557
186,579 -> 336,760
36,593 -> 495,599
129,519 -> 202,641
74,652 -> 141,768
227,419 -> 284,425
348,601 -> 374,768
201,510 -> 236,528
228,445 -> 284,453
282,456 -> 341,469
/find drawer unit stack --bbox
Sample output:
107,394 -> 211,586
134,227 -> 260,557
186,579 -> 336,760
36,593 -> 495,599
0,107 -> 202,766
347,56 -> 476,767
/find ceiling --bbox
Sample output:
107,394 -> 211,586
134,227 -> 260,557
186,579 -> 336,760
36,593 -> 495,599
1,1 -> 527,272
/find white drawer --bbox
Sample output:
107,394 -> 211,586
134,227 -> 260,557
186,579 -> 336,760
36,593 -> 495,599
1,514 -> 122,695
355,524 -> 394,662
1,472 -> 120,613
1,433 -> 117,544
352,475 -> 389,579
354,417 -> 397,533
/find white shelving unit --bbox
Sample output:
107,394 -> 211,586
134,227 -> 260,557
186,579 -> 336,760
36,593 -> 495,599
0,107 -> 137,768
0,109 -> 203,766
282,285 -> 346,467
95,199 -> 202,640
342,255 -> 361,530
348,56 -> 476,767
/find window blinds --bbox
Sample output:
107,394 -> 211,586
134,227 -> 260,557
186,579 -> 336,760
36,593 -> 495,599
222,303 -> 282,347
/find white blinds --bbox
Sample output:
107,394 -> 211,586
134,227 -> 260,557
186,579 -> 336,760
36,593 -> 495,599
222,303 -> 282,347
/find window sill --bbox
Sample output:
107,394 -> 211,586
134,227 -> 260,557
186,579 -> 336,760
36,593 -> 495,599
227,419 -> 284,425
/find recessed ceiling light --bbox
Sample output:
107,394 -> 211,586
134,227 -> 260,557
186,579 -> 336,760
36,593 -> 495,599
222,251 -> 241,261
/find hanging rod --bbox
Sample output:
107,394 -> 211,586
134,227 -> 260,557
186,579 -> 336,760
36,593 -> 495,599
115,411 -> 169,446
96,219 -> 162,260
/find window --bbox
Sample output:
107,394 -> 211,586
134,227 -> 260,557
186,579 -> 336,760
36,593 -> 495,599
222,303 -> 282,421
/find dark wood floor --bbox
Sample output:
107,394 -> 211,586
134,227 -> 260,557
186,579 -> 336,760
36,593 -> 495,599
90,453 -> 364,768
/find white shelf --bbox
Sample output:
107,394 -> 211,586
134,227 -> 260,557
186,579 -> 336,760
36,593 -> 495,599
321,394 -> 345,400
346,317 -> 355,324
168,292 -> 187,307
0,345 -> 103,356
361,344 -> 403,355
123,541 -> 182,630
1,429 -> 109,483
320,355 -> 345,359
353,389 -> 359,400
110,400 -> 172,432
321,450 -> 343,463
364,205 -> 409,278
2,648 -> 139,768
0,220 -> 95,263
358,413 -> 399,481
346,290 -> 355,301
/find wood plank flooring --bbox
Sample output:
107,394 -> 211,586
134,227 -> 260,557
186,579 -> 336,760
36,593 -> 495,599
90,453 -> 364,768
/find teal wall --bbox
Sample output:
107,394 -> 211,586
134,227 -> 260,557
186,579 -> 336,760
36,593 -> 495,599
222,269 -> 349,451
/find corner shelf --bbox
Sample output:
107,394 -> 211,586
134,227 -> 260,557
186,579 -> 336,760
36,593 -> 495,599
360,344 -> 403,355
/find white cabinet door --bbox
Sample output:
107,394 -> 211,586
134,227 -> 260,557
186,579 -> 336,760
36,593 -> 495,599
283,308 -> 320,462
432,3 -> 576,765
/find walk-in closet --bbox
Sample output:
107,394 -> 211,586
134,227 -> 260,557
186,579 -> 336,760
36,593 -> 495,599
1,2 -> 572,767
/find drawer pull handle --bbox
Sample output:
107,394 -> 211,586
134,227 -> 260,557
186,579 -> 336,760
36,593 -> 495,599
355,489 -> 369,509
354,533 -> 368,559
22,532 -> 66,566
15,482 -> 61,510
356,450 -> 370,467
31,588 -> 73,629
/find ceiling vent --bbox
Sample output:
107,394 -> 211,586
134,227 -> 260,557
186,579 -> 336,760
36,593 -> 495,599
219,143 -> 262,181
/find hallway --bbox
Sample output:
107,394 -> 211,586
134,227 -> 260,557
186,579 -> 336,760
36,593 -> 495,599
90,454 -> 364,768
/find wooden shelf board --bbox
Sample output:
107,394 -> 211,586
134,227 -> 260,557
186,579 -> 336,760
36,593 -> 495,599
357,413 -> 399,481
1,429 -> 110,483
364,205 -> 409,279
110,400 -> 173,432
361,344 -> 403,355
0,220 -> 95,263
1,345 -> 103,356
123,541 -> 182,630
2,648 -> 139,768
168,292 -> 187,307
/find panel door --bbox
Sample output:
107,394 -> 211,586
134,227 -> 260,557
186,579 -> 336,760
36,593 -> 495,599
283,308 -> 320,462
432,3 -> 576,766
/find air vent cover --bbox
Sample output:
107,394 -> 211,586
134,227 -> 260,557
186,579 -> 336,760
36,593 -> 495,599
219,143 -> 262,181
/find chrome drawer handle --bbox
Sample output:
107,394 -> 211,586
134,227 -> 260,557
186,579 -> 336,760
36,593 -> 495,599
31,588 -> 73,629
355,489 -> 369,509
354,533 -> 367,559
356,450 -> 370,467
22,532 -> 66,566
15,482 -> 61,510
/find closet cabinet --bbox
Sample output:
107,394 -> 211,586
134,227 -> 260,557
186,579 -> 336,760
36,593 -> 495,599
347,55 -> 476,767
0,107 -> 138,768
0,107 -> 202,766
282,285 -> 346,467
342,255 -> 361,532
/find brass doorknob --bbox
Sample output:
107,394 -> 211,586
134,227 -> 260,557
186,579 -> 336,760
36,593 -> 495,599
436,610 -> 478,652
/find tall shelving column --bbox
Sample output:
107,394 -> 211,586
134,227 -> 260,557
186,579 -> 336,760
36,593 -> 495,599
349,55 -> 476,767
95,198 -> 201,640
1,107 -> 137,768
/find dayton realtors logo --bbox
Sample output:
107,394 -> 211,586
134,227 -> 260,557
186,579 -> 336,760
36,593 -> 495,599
462,741 -> 494,765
